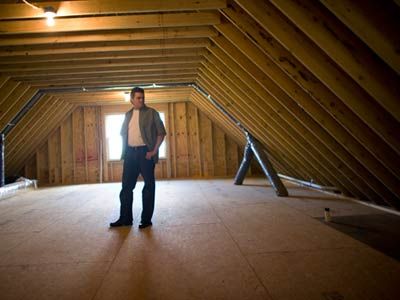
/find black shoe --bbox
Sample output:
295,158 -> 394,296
138,222 -> 152,229
109,220 -> 132,227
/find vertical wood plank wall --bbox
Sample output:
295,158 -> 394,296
22,101 -> 245,186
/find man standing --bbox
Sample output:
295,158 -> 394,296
110,87 -> 166,229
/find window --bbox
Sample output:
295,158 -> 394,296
105,114 -> 125,160
158,112 -> 166,159
105,112 -> 166,160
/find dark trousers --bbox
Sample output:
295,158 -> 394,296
119,145 -> 155,223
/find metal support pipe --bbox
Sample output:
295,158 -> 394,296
278,174 -> 339,192
248,134 -> 288,197
234,142 -> 253,185
0,134 -> 4,187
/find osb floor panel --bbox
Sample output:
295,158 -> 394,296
0,178 -> 399,300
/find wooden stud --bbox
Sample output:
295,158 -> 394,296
169,103 -> 177,177
194,106 -> 203,177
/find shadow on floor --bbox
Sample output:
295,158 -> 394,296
317,213 -> 400,262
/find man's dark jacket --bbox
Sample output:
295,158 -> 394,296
120,105 -> 166,163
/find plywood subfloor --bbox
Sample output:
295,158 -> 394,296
0,178 -> 399,300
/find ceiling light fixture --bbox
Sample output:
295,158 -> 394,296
43,6 -> 56,27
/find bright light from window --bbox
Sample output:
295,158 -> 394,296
105,114 -> 125,160
159,113 -> 166,159
105,112 -> 166,160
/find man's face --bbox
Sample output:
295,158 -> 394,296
131,92 -> 145,109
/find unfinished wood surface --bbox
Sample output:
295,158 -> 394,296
72,107 -> 86,183
187,103 -> 201,176
11,102 -> 75,175
0,76 -> 9,88
60,115 -> 74,184
201,52 -> 359,197
0,0 -> 226,19
199,112 -> 214,177
5,97 -> 63,165
234,0 -> 400,150
0,55 -> 204,73
19,100 -> 242,184
0,26 -> 218,47
0,79 -> 20,108
208,32 -> 381,202
197,74 -> 320,185
169,102 -> 177,178
48,128 -> 62,185
0,84 -> 33,132
320,0 -> 400,74
269,0 -> 400,121
3,179 -> 400,300
1,0 -> 399,209
173,102 -> 189,177
0,12 -> 221,35
36,144 -> 49,184
212,24 -> 399,206
0,39 -> 210,57
221,2 -> 400,179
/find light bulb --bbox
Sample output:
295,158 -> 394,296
46,15 -> 55,26
44,7 -> 56,27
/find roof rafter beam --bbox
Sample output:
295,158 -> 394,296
1,63 -> 202,77
0,26 -> 218,47
0,38 -> 210,56
0,12 -> 220,34
269,0 -> 400,122
234,0 -> 400,151
320,0 -> 400,74
0,54 -> 205,72
0,0 -> 227,19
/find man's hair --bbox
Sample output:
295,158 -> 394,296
130,86 -> 144,98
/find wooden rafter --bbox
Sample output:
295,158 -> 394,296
0,12 -> 221,34
0,0 -> 227,19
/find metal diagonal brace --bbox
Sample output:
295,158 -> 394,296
235,133 -> 288,197
234,141 -> 253,185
